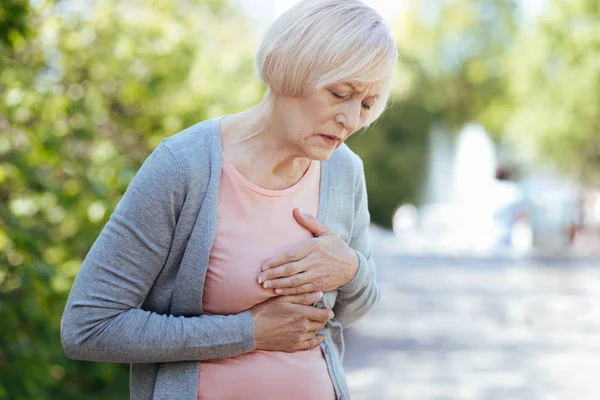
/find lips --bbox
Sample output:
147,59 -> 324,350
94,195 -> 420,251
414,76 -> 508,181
320,134 -> 341,141
318,134 -> 342,147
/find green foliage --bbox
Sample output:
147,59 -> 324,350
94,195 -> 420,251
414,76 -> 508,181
0,0 -> 29,51
506,0 -> 600,183
347,99 -> 430,229
389,0 -> 600,187
392,0 -> 518,138
0,0 -> 260,398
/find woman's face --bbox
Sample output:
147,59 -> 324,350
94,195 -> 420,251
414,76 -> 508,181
274,81 -> 380,161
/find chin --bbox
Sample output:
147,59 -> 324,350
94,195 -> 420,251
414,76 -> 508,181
306,148 -> 335,162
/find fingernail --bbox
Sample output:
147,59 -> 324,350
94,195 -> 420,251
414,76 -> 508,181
329,311 -> 334,319
258,276 -> 265,284
316,291 -> 323,298
263,282 -> 270,289
274,289 -> 282,295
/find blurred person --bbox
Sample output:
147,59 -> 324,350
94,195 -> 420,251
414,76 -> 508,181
60,1 -> 397,399
594,193 -> 600,226
490,165 -> 531,249
567,195 -> 585,245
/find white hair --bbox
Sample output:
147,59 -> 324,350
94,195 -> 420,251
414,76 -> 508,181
255,0 -> 398,123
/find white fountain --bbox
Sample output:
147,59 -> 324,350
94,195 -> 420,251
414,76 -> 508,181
397,123 -> 514,255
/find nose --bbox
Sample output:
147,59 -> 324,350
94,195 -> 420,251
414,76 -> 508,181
335,100 -> 361,133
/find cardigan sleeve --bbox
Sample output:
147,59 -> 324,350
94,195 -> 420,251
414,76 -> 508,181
60,142 -> 256,363
332,158 -> 381,326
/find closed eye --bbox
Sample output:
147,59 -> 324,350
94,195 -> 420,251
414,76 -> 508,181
330,89 -> 372,111
330,90 -> 345,99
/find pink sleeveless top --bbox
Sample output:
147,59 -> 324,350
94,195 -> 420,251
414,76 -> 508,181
198,152 -> 336,400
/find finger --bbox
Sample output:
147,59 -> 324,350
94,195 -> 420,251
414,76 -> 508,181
299,320 -> 327,335
298,328 -> 325,341
300,334 -> 327,350
260,240 -> 313,273
273,283 -> 320,296
258,258 -> 312,285
307,320 -> 327,332
265,273 -> 311,290
305,307 -> 334,323
293,208 -> 333,237
299,331 -> 318,342
281,291 -> 323,305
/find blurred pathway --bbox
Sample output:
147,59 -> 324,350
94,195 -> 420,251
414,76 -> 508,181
342,229 -> 600,400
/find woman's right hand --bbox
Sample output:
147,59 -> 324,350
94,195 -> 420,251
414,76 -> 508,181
249,292 -> 332,352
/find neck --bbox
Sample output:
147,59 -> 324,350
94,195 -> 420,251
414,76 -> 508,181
221,93 -> 312,184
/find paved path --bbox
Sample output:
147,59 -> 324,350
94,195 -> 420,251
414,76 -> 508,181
342,233 -> 600,400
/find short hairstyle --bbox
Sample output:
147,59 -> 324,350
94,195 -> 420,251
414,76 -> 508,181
255,0 -> 398,123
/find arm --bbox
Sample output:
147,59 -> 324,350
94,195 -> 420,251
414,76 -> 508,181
332,160 -> 381,326
60,143 -> 255,363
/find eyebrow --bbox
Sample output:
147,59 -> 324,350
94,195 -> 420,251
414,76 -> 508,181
342,83 -> 380,99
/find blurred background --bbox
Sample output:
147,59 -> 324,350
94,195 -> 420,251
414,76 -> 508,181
1,0 -> 599,398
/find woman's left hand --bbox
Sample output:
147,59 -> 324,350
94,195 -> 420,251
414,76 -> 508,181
257,209 -> 359,295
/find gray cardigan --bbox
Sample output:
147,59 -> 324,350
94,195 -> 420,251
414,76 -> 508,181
61,117 -> 380,400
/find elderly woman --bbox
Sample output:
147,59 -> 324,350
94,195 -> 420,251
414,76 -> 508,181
61,0 -> 397,399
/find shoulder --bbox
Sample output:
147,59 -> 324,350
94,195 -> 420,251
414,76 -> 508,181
152,118 -> 221,186
160,119 -> 217,164
137,118 -> 221,196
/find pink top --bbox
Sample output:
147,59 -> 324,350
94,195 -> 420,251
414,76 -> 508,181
198,152 -> 336,400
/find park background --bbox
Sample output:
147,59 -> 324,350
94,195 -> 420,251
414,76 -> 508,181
1,0 -> 600,398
